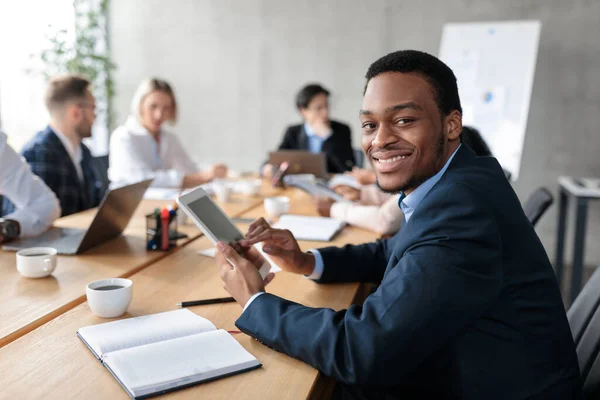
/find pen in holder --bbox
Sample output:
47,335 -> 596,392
146,207 -> 185,251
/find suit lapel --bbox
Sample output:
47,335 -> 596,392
381,145 -> 476,278
298,125 -> 309,150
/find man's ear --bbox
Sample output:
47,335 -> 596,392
445,110 -> 463,141
65,103 -> 80,122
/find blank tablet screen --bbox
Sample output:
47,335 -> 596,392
186,196 -> 244,243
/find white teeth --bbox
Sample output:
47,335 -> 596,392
376,155 -> 408,163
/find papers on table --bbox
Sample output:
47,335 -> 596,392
273,215 -> 346,242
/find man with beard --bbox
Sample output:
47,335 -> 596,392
214,50 -> 582,399
3,75 -> 106,217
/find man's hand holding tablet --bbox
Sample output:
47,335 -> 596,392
238,218 -> 316,276
215,241 -> 275,307
176,187 -> 273,288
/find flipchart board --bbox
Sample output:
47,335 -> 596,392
439,20 -> 541,180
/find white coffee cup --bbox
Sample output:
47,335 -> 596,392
213,181 -> 233,202
238,179 -> 262,196
16,247 -> 57,278
264,196 -> 290,219
86,278 -> 133,318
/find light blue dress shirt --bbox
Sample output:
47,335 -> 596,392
304,123 -> 331,154
243,144 -> 462,310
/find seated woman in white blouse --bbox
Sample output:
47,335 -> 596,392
109,78 -> 227,188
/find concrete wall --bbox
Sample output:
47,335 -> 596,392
109,0 -> 600,268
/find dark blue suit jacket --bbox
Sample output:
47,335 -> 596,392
278,120 -> 355,173
237,146 -> 582,399
2,126 -> 105,217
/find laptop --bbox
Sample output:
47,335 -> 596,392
3,179 -> 153,255
268,150 -> 328,179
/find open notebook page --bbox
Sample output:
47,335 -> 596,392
78,309 -> 216,358
104,329 -> 260,398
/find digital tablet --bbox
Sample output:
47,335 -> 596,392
177,187 -> 270,279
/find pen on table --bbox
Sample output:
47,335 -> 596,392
177,297 -> 236,307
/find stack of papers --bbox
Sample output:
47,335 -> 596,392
273,215 -> 346,242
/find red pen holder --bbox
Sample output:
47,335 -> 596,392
145,211 -> 179,251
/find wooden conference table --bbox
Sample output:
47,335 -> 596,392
0,185 -> 379,399
0,196 -> 262,348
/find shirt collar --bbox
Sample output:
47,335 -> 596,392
52,126 -> 82,165
304,122 -> 331,140
399,144 -> 462,222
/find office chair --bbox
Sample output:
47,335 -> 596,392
568,267 -> 600,398
353,148 -> 365,168
93,155 -> 110,189
523,187 -> 553,227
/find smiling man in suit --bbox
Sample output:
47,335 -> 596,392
2,75 -> 106,217
215,50 -> 582,399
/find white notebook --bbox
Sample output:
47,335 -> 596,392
77,309 -> 260,399
273,215 -> 346,242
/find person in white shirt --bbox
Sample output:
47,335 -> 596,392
315,184 -> 403,236
0,131 -> 60,243
109,78 -> 228,188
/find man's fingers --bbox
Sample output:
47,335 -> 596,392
263,273 -> 275,286
244,246 -> 265,265
242,229 -> 291,246
216,241 -> 243,267
246,224 -> 268,240
230,242 -> 245,255
247,217 -> 270,235
261,244 -> 291,258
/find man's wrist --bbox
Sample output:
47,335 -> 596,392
242,292 -> 265,312
301,252 -> 316,276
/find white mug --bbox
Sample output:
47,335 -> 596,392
264,196 -> 290,219
238,179 -> 262,196
16,247 -> 57,278
86,278 -> 133,318
213,181 -> 233,203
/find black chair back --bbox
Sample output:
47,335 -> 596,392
568,267 -> 600,398
523,187 -> 553,227
93,155 -> 110,190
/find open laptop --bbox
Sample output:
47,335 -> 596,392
269,150 -> 328,179
3,179 -> 153,255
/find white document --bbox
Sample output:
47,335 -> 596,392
197,247 -> 217,258
77,309 -> 260,399
273,215 -> 346,242
78,309 -> 217,357
105,330 -> 258,398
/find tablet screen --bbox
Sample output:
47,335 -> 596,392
186,196 -> 243,243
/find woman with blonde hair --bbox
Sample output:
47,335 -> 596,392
109,78 -> 227,188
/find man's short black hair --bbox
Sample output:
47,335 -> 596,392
295,84 -> 330,109
365,50 -> 462,116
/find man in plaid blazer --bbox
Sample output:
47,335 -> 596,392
2,75 -> 106,217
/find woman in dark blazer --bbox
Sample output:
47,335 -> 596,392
263,84 -> 355,176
